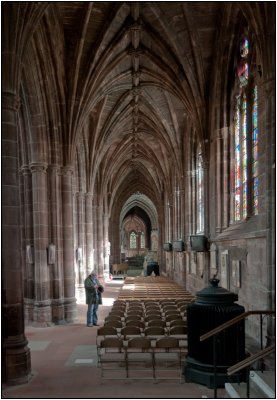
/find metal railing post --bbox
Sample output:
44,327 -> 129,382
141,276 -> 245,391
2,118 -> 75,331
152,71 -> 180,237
246,365 -> 250,398
260,314 -> 263,350
213,335 -> 217,398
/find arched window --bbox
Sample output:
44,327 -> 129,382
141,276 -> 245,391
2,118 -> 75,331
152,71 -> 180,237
130,231 -> 137,249
140,232 -> 145,248
196,148 -> 204,233
232,37 -> 259,221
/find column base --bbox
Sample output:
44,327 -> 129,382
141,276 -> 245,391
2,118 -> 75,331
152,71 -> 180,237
33,301 -> 53,326
3,337 -> 32,386
64,297 -> 77,323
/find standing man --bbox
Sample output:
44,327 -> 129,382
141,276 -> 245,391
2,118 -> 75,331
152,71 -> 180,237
84,271 -> 103,327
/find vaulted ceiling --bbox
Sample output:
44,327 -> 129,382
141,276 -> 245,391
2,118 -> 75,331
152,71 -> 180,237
54,2 -> 224,199
16,2 -> 265,216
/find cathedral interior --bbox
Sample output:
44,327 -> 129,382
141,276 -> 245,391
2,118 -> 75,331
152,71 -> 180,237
2,1 -> 275,393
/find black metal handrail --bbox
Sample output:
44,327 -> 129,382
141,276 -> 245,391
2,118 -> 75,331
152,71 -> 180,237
199,310 -> 275,398
227,344 -> 275,398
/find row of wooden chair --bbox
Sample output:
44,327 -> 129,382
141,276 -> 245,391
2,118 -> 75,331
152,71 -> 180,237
99,336 -> 186,381
117,277 -> 195,301
104,314 -> 186,325
103,318 -> 187,330
96,325 -> 188,367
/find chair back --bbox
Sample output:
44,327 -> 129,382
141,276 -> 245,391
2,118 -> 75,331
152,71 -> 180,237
147,319 -> 166,327
144,326 -> 165,336
97,326 -> 118,336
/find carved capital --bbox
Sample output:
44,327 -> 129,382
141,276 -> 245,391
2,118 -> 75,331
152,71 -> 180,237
47,164 -> 61,174
30,163 -> 48,174
85,192 -> 94,200
60,165 -> 74,176
20,165 -> 31,175
2,92 -> 21,111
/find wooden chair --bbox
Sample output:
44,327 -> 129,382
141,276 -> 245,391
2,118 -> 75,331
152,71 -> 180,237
126,337 -> 154,379
125,315 -> 142,323
128,303 -> 144,309
145,309 -> 161,316
168,326 -> 188,359
120,326 -> 142,340
169,319 -> 187,328
125,320 -> 145,329
169,325 -> 187,337
110,307 -> 126,314
99,337 -> 126,379
104,315 -> 123,324
165,314 -> 183,323
104,319 -> 123,333
96,326 -> 118,365
144,313 -> 162,322
113,300 -> 126,306
153,337 -> 182,381
126,311 -> 143,319
147,319 -> 166,328
163,306 -> 178,313
144,326 -> 166,340
159,300 -> 176,306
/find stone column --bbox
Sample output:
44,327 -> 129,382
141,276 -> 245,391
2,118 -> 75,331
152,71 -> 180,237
97,205 -> 104,278
184,171 -> 192,242
103,213 -> 111,280
2,91 -> 31,384
48,164 -> 65,324
191,169 -> 197,233
30,163 -> 52,326
179,188 -> 185,239
263,79 -> 276,347
20,165 -> 35,322
61,166 -> 77,322
215,130 -> 223,233
85,193 -> 94,275
92,204 -> 99,269
222,128 -> 230,228
76,192 -> 85,286
202,160 -> 209,235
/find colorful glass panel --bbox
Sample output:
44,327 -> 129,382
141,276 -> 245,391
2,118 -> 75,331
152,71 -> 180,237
130,232 -> 137,249
196,152 -> 204,233
234,99 -> 241,221
242,95 -> 247,219
252,86 -> 258,214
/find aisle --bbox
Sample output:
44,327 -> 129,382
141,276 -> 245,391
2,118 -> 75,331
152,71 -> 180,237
2,279 -> 225,399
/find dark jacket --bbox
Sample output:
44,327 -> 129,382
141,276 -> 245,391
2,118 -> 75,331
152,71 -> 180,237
84,275 -> 103,305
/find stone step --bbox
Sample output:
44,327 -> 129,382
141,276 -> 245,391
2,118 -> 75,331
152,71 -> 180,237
225,370 -> 275,398
250,371 -> 275,398
225,382 -> 264,398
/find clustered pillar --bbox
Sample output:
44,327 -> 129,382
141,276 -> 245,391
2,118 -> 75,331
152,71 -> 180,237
2,91 -> 31,384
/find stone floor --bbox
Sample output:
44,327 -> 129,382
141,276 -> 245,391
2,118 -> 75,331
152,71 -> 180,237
2,279 -> 226,399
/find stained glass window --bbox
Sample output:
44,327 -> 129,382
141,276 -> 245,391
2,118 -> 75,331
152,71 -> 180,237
140,232 -> 145,248
234,98 -> 241,221
242,95 -> 247,219
130,231 -> 137,249
252,86 -> 258,214
196,150 -> 204,233
232,37 -> 259,222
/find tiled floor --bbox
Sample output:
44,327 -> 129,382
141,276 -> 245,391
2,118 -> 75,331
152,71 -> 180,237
2,279 -> 226,399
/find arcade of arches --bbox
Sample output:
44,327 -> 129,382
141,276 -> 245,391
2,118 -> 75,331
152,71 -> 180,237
2,2 -> 275,385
